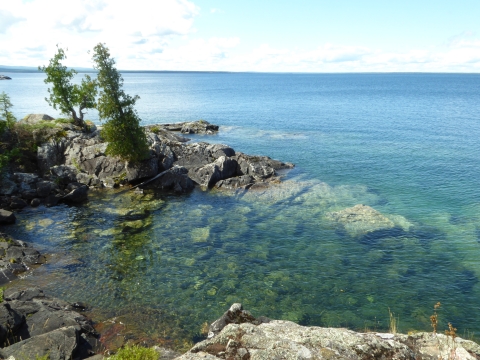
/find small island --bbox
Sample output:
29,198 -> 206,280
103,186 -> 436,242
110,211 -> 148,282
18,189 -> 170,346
0,75 -> 12,80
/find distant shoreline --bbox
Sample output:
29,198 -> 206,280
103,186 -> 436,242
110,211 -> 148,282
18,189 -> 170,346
1,66 -> 480,75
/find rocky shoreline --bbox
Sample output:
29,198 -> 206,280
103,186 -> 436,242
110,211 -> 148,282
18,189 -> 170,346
1,290 -> 479,360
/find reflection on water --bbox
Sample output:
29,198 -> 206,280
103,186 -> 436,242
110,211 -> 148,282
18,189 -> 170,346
4,177 -> 480,347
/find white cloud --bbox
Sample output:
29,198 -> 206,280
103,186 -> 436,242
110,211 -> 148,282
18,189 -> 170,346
0,9 -> 24,33
1,1 -> 480,72
0,0 -> 199,68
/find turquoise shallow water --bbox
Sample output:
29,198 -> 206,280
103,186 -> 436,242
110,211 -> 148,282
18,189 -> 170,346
2,73 -> 480,343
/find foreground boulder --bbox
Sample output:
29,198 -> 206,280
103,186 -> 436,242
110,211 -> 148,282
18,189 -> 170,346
0,209 -> 15,225
0,233 -> 45,285
0,287 -> 101,359
178,304 -> 480,360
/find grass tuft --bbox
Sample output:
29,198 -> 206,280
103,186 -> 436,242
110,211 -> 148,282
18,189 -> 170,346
107,344 -> 158,360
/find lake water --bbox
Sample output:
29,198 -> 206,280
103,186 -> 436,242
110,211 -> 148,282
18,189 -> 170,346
1,72 -> 480,346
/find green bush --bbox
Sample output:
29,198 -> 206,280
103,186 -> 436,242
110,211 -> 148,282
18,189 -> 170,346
107,344 -> 158,360
0,92 -> 17,134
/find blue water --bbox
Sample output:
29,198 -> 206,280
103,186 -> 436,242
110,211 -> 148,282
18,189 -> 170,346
2,72 -> 480,345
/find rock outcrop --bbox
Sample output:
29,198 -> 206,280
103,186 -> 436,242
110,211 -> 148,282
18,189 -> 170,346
0,118 -> 294,212
0,232 -> 45,286
177,304 -> 480,360
0,287 -> 102,359
0,75 -> 12,80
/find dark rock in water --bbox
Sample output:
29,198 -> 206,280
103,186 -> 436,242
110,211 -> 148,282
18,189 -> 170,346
180,120 -> 219,134
62,183 -> 88,203
234,152 -> 294,180
140,166 -> 194,193
20,188 -> 38,200
215,175 -> 255,190
36,180 -> 57,197
0,75 -> 12,80
9,196 -> 28,209
44,193 -> 63,207
0,209 -> 16,224
173,142 -> 235,169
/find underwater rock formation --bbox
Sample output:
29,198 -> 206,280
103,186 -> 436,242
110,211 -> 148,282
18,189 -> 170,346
326,204 -> 412,237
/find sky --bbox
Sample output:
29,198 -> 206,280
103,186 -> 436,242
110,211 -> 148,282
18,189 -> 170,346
1,0 -> 480,72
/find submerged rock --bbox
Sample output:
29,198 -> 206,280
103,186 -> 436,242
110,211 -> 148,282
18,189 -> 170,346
325,204 -> 411,237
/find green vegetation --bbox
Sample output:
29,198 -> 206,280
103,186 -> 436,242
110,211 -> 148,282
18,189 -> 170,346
107,344 -> 158,360
92,43 -> 149,163
0,287 -> 4,302
0,92 -> 17,134
39,45 -> 97,128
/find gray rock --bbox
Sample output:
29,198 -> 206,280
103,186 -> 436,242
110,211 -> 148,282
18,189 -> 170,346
0,178 -> 17,196
62,184 -> 88,203
37,138 -> 68,175
0,325 -> 80,360
13,172 -> 39,186
20,188 -> 38,200
208,303 -> 266,339
36,180 -> 57,197
0,75 -> 12,80
234,153 -> 294,180
215,175 -> 255,190
140,166 -> 194,193
30,198 -> 41,207
44,193 -> 63,207
126,154 -> 159,182
9,196 -> 28,209
0,268 -> 16,286
0,209 -> 15,224
173,142 -> 235,169
20,114 -> 54,124
180,120 -> 219,134
76,173 -> 102,187
0,302 -> 25,345
0,287 -> 100,359
189,156 -> 237,188
51,165 -> 79,185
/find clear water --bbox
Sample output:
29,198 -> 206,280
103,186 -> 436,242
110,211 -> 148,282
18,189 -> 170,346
2,72 -> 480,344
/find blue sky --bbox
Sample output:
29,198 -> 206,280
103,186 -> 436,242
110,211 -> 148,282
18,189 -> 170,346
1,0 -> 479,72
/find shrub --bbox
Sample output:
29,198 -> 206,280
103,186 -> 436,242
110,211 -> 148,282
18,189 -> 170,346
107,344 -> 158,360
